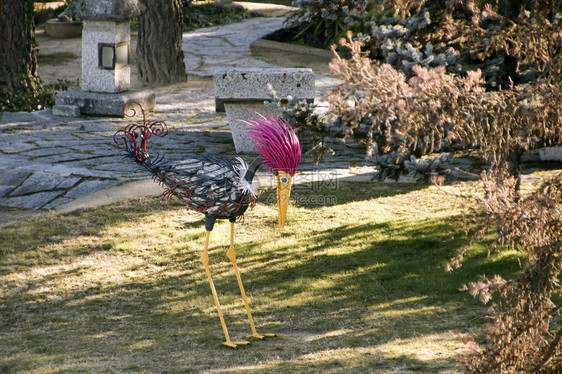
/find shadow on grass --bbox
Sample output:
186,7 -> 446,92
250,218 -> 513,302
259,180 -> 428,208
238,216 -> 518,326
0,183 -> 519,373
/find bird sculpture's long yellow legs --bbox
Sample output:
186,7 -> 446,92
226,222 -> 276,340
200,231 -> 249,348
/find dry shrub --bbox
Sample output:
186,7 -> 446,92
451,169 -> 562,373
327,31 -> 562,182
288,0 -> 372,49
327,31 -> 484,161
454,79 -> 562,186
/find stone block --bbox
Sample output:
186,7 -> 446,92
55,88 -> 155,117
64,179 -> 120,199
0,142 -> 37,154
213,68 -> 315,153
53,104 -> 82,117
21,147 -> 71,158
0,170 -> 31,187
224,102 -> 281,154
56,177 -> 82,190
10,172 -> 69,197
214,68 -> 315,111
539,147 -> 562,162
43,197 -> 76,210
0,186 -> 13,197
0,191 -> 63,210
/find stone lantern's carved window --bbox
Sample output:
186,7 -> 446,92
98,42 -> 129,70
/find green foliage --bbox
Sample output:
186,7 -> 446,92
288,0 -> 375,49
370,0 -> 562,89
0,86 -> 55,113
403,153 -> 453,183
36,52 -> 78,65
182,1 -> 262,31
33,2 -> 68,26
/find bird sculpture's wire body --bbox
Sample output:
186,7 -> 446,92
114,102 -> 301,348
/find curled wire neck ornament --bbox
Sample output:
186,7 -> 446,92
113,101 -> 168,161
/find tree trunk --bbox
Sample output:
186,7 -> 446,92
137,0 -> 187,85
0,0 -> 42,105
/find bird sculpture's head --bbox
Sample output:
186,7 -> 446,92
244,116 -> 301,228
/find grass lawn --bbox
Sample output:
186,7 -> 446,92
0,180 -> 521,373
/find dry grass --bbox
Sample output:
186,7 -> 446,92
0,181 -> 521,373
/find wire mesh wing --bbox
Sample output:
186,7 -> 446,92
132,151 -> 256,220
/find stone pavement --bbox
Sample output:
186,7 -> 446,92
0,10 -> 373,226
183,17 -> 284,76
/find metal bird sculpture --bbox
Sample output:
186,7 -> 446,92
113,102 -> 301,348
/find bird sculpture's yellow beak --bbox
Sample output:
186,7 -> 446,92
276,171 -> 293,228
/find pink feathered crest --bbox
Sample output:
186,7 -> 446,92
244,116 -> 301,176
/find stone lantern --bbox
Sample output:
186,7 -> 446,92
53,0 -> 155,117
